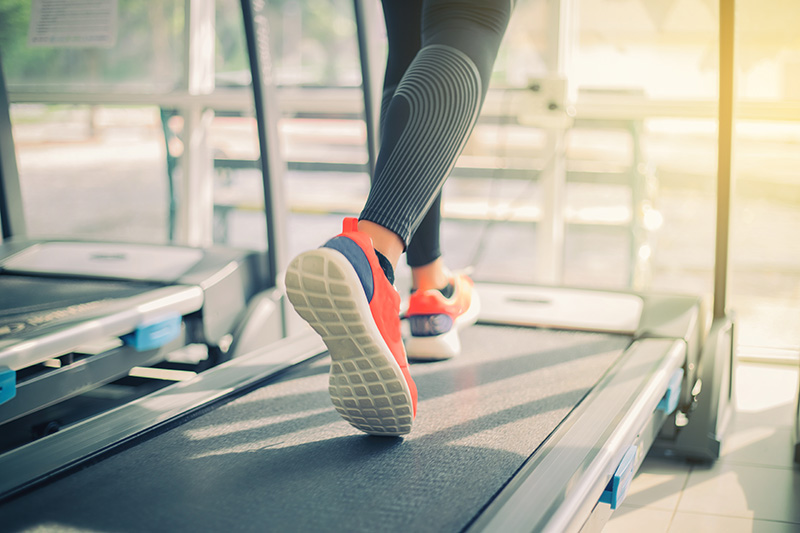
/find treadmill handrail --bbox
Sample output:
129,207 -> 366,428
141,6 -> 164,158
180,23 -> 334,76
0,285 -> 204,371
469,338 -> 685,533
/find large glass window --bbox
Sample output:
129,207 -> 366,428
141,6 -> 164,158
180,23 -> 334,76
729,2 -> 800,355
2,1 -> 184,93
3,0 -> 798,357
2,0 -> 266,248
9,102 -> 170,242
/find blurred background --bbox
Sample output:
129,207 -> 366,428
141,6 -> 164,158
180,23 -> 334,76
1,0 -> 798,363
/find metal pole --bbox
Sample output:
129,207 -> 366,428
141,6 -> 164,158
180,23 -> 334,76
536,0 -> 575,284
175,0 -> 216,246
714,0 -> 735,319
240,0 -> 288,294
0,54 -> 26,239
353,0 -> 381,178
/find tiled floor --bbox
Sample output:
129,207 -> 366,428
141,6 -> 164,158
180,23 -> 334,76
604,362 -> 800,533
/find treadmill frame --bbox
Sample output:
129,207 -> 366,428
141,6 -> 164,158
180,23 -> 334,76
0,285 -> 700,512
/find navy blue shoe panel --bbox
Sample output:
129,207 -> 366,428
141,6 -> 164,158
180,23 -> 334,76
322,236 -> 374,302
409,314 -> 454,337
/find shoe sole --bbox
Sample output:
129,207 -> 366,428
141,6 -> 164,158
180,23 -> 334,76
406,290 -> 481,361
285,248 -> 414,436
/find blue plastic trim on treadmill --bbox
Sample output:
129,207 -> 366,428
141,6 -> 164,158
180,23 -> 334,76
121,313 -> 181,352
0,366 -> 16,406
600,444 -> 638,510
657,368 -> 684,415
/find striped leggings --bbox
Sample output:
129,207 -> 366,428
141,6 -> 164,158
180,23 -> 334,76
359,0 -> 514,267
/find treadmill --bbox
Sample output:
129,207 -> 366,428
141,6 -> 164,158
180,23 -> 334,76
0,287 -> 731,532
0,5 -> 286,447
0,1 -> 737,531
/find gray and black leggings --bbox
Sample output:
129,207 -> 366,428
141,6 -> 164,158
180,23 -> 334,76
359,0 -> 514,267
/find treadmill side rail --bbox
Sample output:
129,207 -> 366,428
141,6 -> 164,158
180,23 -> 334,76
469,338 -> 686,533
0,285 -> 204,372
637,293 -> 705,412
654,315 -> 736,461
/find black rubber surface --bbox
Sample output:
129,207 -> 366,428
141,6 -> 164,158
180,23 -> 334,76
0,325 -> 628,532
0,275 -> 161,340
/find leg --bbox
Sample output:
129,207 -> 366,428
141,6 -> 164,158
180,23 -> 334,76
392,0 -> 514,358
285,0 -> 514,434
357,0 -> 424,268
406,194 -> 449,291
283,1 -> 428,436
360,0 -> 514,270
377,0 -> 423,142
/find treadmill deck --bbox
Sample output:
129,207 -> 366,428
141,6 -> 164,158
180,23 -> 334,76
0,325 -> 628,532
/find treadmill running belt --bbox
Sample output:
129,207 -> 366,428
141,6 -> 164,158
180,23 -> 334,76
0,325 -> 628,532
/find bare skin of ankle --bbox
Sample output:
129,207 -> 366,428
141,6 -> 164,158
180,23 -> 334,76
357,220 -> 404,268
411,257 -> 450,291
357,220 -> 450,289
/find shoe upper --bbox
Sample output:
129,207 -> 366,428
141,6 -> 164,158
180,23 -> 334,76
323,217 -> 417,416
406,274 -> 474,337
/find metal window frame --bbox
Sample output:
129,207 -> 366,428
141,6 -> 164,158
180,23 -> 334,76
714,0 -> 734,320
353,0 -> 382,178
0,54 -> 26,239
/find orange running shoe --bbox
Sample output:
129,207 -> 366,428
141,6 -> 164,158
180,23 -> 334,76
405,273 -> 480,360
284,218 -> 417,436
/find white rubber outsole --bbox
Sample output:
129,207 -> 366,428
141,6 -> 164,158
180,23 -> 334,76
405,290 -> 481,361
285,248 -> 414,436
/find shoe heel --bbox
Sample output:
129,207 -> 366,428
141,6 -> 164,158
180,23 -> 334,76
406,327 -> 461,360
285,249 -> 414,436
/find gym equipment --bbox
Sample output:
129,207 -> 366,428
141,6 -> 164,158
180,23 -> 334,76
0,1 -> 738,531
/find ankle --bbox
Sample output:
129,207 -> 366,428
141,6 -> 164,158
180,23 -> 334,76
411,258 -> 450,292
357,220 -> 404,268
374,249 -> 395,285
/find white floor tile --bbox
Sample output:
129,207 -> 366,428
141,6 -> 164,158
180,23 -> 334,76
722,425 -> 797,469
622,456 -> 691,511
734,363 -> 799,429
668,512 -> 800,533
677,462 -> 800,523
604,504 -> 673,533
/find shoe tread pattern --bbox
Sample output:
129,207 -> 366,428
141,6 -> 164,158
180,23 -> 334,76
285,249 -> 413,436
